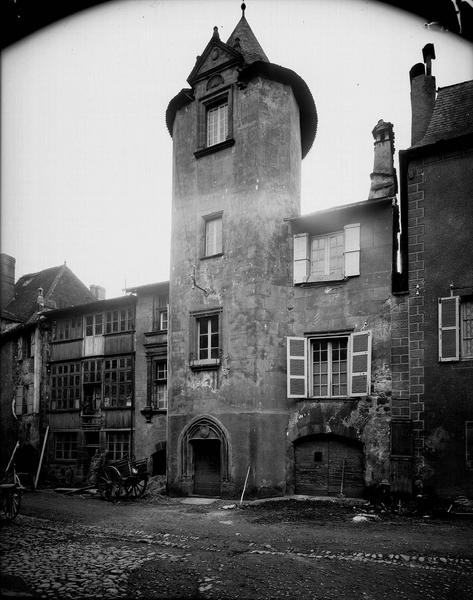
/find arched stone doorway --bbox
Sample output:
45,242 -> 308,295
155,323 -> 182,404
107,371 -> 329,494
179,415 -> 230,497
294,434 -> 365,498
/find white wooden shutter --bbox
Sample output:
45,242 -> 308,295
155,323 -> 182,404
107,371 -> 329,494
293,234 -> 309,284
287,337 -> 307,398
438,296 -> 460,361
344,223 -> 360,277
349,330 -> 371,396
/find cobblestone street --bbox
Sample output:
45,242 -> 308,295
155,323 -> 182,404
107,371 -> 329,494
1,491 -> 473,599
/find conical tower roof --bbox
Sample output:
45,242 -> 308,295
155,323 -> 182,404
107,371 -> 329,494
226,14 -> 268,63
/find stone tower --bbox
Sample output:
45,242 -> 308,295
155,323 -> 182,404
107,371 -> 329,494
165,6 -> 316,497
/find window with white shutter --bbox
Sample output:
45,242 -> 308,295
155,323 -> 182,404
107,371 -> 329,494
349,331 -> 372,396
287,331 -> 372,399
287,337 -> 307,398
293,234 -> 309,284
438,297 -> 460,361
344,223 -> 361,277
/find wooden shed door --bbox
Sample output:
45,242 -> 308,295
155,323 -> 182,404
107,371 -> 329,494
193,440 -> 221,496
295,437 -> 365,498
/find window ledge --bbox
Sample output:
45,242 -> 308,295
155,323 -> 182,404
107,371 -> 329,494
295,277 -> 350,287
102,406 -> 132,411
144,330 -> 167,336
52,337 -> 82,344
140,406 -> 167,423
49,409 -> 80,413
194,138 -> 235,159
189,358 -> 221,371
200,253 -> 224,261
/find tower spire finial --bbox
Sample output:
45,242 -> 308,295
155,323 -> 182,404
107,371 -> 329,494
241,3 -> 246,17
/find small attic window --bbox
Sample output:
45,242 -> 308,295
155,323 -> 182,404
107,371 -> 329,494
194,86 -> 235,159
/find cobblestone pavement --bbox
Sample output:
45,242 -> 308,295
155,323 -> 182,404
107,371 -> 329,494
1,511 -> 473,599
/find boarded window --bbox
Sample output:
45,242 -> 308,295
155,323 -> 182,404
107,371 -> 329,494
350,331 -> 372,396
391,420 -> 412,456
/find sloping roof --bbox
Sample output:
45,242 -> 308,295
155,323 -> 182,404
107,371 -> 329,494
226,15 -> 269,63
4,264 -> 95,323
417,80 -> 473,146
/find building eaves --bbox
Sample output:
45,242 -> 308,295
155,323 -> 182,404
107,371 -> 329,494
126,281 -> 170,294
286,196 -> 393,226
40,294 -> 137,321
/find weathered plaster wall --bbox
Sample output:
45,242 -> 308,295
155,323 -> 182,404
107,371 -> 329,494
289,205 -> 393,489
134,291 -> 167,463
169,75 -> 301,497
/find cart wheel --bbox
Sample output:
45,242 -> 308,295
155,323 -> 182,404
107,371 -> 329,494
2,490 -> 21,521
126,476 -> 148,498
97,468 -> 122,503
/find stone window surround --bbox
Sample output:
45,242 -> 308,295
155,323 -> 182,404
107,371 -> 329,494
194,85 -> 235,159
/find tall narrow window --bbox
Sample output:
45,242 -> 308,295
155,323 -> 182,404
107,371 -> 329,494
198,315 -> 219,360
207,101 -> 228,147
153,296 -> 168,331
311,338 -> 348,397
310,232 -> 344,281
50,362 -> 81,410
151,359 -> 168,410
204,215 -> 223,257
106,432 -> 130,461
103,356 -> 133,407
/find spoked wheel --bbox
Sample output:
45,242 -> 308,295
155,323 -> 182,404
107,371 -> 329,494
97,468 -> 122,503
2,490 -> 21,521
125,476 -> 148,499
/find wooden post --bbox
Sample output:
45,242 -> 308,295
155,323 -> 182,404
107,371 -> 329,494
6,441 -> 20,473
240,464 -> 251,505
34,425 -> 49,489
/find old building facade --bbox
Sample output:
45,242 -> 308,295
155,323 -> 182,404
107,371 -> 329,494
392,45 -> 473,497
165,11 -> 397,498
0,257 -> 96,476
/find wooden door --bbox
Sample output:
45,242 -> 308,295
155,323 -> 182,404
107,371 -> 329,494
295,437 -> 365,497
193,440 -> 221,496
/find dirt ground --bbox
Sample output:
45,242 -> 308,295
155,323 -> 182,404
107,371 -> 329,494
2,489 -> 472,599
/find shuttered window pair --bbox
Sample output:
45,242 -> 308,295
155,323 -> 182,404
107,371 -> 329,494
293,224 -> 361,284
287,331 -> 371,398
438,296 -> 473,361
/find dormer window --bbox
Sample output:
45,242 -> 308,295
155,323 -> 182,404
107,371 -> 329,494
194,87 -> 235,158
207,100 -> 228,147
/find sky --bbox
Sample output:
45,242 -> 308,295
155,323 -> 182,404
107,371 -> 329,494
2,0 -> 472,299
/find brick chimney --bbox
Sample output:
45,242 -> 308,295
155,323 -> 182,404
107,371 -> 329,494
368,120 -> 397,200
410,44 -> 436,146
89,284 -> 106,300
0,253 -> 16,309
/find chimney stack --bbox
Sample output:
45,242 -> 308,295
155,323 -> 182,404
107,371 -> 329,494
368,120 -> 397,200
89,285 -> 106,301
0,253 -> 16,309
410,44 -> 436,145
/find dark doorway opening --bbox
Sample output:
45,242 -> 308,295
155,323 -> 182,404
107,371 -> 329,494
192,439 -> 221,496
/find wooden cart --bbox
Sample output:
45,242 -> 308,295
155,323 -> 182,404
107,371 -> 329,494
97,457 -> 148,502
0,481 -> 22,520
